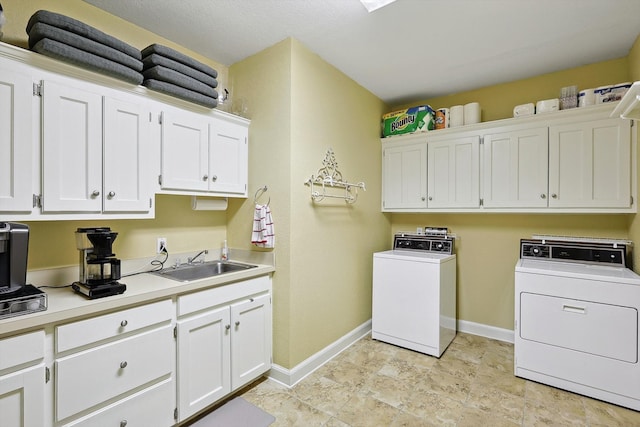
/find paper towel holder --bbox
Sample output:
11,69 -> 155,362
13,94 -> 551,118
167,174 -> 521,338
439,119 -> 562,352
191,196 -> 228,210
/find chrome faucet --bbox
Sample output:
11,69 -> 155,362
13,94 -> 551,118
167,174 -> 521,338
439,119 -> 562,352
187,249 -> 208,265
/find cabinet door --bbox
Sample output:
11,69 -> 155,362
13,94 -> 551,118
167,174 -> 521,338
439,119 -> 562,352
0,69 -> 33,212
208,118 -> 248,194
177,306 -> 231,421
41,80 -> 102,212
103,97 -> 152,212
230,294 -> 272,390
549,118 -> 631,208
160,110 -> 209,191
483,128 -> 548,208
427,136 -> 480,208
382,141 -> 428,209
0,365 -> 45,427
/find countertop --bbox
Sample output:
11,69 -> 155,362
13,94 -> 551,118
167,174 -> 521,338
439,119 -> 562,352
0,250 -> 275,338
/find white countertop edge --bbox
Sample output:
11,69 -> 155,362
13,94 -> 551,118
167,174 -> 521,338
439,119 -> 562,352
1,248 -> 275,338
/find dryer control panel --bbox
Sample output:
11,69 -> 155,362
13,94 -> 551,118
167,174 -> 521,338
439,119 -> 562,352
520,238 -> 630,268
394,234 -> 454,255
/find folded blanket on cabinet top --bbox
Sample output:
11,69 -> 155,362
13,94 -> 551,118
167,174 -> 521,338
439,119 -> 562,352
142,53 -> 218,88
27,10 -> 141,60
28,22 -> 143,71
143,65 -> 217,98
143,79 -> 218,108
31,38 -> 143,85
141,43 -> 217,78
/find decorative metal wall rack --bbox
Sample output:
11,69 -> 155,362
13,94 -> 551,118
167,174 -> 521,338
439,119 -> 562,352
304,148 -> 366,204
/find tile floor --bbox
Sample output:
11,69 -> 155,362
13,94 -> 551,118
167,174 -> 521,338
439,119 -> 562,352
238,333 -> 640,426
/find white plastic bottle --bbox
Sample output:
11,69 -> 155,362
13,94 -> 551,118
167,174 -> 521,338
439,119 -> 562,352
221,240 -> 228,261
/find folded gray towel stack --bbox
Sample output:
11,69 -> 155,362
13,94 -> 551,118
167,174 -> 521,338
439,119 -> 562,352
26,10 -> 143,85
141,44 -> 218,108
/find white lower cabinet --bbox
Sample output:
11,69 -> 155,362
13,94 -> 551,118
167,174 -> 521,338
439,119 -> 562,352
54,300 -> 175,426
0,330 -> 46,427
176,276 -> 272,422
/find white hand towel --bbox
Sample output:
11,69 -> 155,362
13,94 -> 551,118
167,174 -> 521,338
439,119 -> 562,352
251,204 -> 275,248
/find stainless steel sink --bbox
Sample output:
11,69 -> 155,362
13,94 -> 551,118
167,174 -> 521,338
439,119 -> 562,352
151,260 -> 258,282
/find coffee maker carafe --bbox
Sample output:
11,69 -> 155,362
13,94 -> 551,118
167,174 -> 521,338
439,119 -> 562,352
72,227 -> 126,299
0,222 -> 47,319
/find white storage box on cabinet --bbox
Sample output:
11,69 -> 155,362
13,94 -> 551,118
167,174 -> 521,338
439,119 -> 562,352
54,300 -> 175,425
0,330 -> 46,427
176,275 -> 272,422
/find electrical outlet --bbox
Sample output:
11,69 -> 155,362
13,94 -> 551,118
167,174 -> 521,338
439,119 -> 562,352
157,237 -> 167,254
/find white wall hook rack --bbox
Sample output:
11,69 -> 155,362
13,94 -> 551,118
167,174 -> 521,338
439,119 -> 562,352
304,148 -> 366,204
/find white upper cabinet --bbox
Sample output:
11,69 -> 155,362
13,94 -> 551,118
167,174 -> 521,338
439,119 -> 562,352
209,119 -> 248,195
549,117 -> 632,208
381,104 -> 635,213
427,135 -> 480,208
160,107 -> 248,197
382,138 -> 428,209
41,80 -> 103,213
103,97 -> 152,212
160,109 -> 210,192
41,80 -> 153,214
483,127 -> 548,208
0,66 -> 33,212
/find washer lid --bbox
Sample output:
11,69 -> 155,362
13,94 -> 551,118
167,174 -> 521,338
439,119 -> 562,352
374,250 -> 455,263
516,258 -> 640,285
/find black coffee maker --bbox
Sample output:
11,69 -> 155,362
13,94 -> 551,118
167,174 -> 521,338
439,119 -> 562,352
0,222 -> 47,319
72,227 -> 126,299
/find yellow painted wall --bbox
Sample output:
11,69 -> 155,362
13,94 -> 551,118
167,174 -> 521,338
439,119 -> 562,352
226,39 -> 295,367
288,39 -> 389,367
391,57 -> 634,331
228,39 -> 389,368
1,0 -> 230,269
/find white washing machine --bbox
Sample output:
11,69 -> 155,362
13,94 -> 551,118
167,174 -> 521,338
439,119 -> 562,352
515,236 -> 640,410
372,232 -> 456,358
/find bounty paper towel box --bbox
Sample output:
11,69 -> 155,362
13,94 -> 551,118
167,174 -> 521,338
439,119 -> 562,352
382,105 -> 435,137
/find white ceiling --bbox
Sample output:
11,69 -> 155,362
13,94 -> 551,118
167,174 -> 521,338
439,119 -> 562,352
83,0 -> 640,106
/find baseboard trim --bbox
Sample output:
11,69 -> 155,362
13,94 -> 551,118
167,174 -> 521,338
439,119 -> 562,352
268,320 -> 372,388
457,319 -> 514,343
268,318 -> 514,388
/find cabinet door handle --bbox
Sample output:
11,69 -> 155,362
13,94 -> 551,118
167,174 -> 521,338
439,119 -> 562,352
202,175 -> 208,181
120,361 -> 128,369
551,193 -> 558,199
211,175 -> 218,182
540,194 -> 546,199
120,421 -> 128,427
120,320 -> 128,327
421,196 -> 426,201
108,191 -> 116,199
225,324 -> 231,330
235,321 -> 240,327
91,190 -> 100,198
428,196 -> 433,201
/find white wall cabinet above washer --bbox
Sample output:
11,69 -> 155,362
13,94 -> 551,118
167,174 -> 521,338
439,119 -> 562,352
381,137 -> 428,209
427,135 -> 480,208
381,104 -> 636,213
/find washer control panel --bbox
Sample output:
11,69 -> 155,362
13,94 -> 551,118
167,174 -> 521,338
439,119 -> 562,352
394,234 -> 454,255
